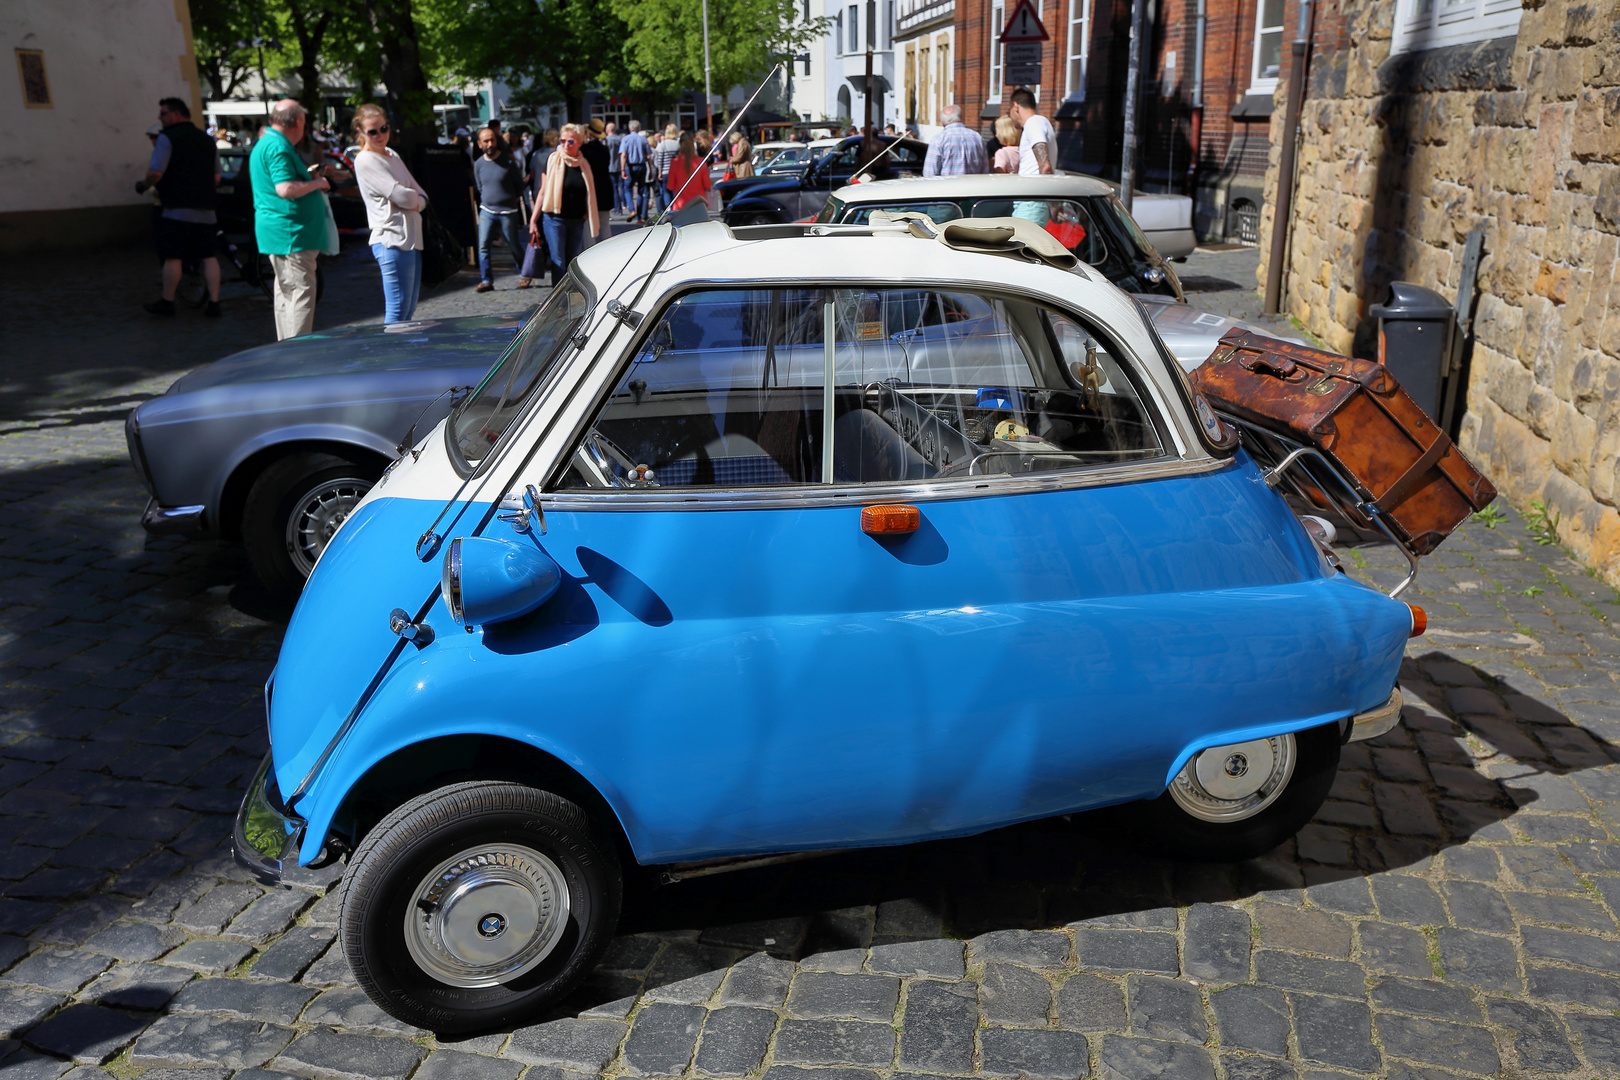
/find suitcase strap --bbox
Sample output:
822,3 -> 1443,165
1373,428 -> 1452,513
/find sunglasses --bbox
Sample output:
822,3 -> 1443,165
365,125 -> 390,136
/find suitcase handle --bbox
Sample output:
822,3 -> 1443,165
1244,355 -> 1300,380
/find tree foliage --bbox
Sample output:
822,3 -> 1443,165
610,0 -> 824,117
418,0 -> 630,123
190,0 -> 261,100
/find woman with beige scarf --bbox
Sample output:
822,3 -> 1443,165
527,123 -> 599,285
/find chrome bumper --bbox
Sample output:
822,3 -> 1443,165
1346,688 -> 1403,743
233,753 -> 305,886
142,499 -> 206,536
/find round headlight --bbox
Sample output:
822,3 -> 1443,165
441,537 -> 464,624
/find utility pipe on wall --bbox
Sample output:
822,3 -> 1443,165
1120,0 -> 1146,213
1263,0 -> 1313,314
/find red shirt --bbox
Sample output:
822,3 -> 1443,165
666,154 -> 712,210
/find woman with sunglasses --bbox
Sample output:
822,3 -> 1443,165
351,104 -> 429,322
529,123 -> 599,285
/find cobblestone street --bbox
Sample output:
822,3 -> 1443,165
3,242 -> 1620,1079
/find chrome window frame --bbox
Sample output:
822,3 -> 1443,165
445,271 -> 598,480
541,277 -> 1206,512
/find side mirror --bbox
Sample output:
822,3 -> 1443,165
441,536 -> 562,627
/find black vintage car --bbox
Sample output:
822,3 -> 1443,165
718,134 -> 930,226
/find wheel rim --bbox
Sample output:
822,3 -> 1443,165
403,843 -> 571,988
284,477 -> 371,578
1168,734 -> 1297,823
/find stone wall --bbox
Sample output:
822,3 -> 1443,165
1256,0 -> 1620,579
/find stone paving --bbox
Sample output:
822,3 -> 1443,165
2,243 -> 1620,1079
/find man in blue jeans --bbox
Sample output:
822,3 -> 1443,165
619,120 -> 650,223
472,127 -> 525,292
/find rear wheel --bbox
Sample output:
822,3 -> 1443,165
1138,723 -> 1341,862
241,451 -> 378,600
339,781 -> 621,1033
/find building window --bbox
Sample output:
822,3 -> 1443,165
1249,0 -> 1285,92
988,0 -> 1005,102
836,12 -> 844,54
16,49 -> 50,108
849,5 -> 860,51
1065,0 -> 1090,100
1392,0 -> 1523,54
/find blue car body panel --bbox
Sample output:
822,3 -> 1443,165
273,451 -> 1410,867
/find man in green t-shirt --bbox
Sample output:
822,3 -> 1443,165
249,99 -> 332,339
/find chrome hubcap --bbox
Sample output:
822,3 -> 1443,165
404,844 -> 570,988
1169,734 -> 1297,823
285,477 -> 371,577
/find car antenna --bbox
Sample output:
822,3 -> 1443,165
656,63 -> 785,229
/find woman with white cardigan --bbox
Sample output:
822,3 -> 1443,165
350,104 -> 429,322
528,123 -> 599,286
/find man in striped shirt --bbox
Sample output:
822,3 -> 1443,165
921,104 -> 988,177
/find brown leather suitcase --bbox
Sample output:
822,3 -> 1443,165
1191,329 -> 1496,557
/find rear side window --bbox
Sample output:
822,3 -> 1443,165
848,202 -> 964,226
558,287 -> 1165,492
971,199 -> 1107,266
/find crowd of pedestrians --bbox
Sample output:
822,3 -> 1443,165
136,88 -> 1060,335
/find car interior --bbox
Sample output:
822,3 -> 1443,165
558,287 -> 1166,491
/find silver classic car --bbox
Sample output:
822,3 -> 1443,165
126,314 -> 525,600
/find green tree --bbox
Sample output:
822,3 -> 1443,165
419,0 -> 630,124
360,0 -> 438,149
280,0 -> 340,117
190,0 -> 261,100
611,0 -> 824,123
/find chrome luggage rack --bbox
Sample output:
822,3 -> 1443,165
1223,416 -> 1419,600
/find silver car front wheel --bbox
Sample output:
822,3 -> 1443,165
284,475 -> 372,578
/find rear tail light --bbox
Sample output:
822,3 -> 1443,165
1406,604 -> 1427,637
862,505 -> 920,535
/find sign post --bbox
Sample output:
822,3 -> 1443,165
998,0 -> 1050,88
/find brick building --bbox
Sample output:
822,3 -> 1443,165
951,0 -> 1305,241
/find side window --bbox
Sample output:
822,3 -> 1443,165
849,202 -> 964,225
971,199 -> 1108,266
559,288 -> 1165,492
559,289 -> 829,489
829,290 -> 1164,482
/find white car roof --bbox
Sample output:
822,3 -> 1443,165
832,173 -> 1117,203
753,141 -> 796,151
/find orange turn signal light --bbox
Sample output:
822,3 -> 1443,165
862,504 -> 920,535
1406,603 -> 1427,638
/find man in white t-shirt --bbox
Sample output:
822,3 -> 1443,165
1008,87 -> 1056,226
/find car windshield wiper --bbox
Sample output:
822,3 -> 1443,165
396,385 -> 474,461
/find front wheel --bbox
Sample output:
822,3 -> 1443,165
339,782 -> 621,1033
1138,722 -> 1341,862
241,452 -> 378,600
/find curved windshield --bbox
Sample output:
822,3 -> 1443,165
449,277 -> 590,468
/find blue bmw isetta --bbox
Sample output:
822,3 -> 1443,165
235,220 -> 1417,1033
